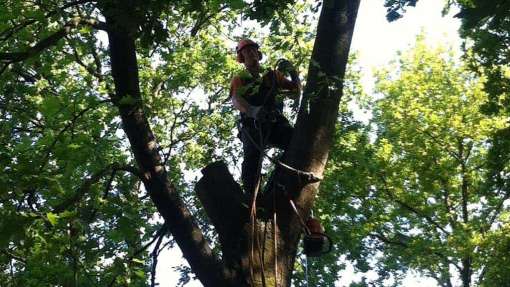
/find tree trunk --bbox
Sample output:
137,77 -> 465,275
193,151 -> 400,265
461,257 -> 472,287
101,5 -> 231,287
197,1 -> 360,286
101,0 -> 360,286
273,0 -> 360,284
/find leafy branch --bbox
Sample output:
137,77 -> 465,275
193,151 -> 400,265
53,162 -> 142,213
0,0 -> 96,43
0,17 -> 106,69
38,99 -> 111,172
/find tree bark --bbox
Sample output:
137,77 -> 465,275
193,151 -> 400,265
461,257 -> 472,287
196,162 -> 248,285
273,1 -> 361,285
459,140 -> 472,287
101,5 -> 230,287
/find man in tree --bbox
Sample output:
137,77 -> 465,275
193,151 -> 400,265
230,39 -> 301,195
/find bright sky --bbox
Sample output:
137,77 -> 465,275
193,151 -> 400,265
155,1 -> 462,286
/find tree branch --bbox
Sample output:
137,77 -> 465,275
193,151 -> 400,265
369,232 -> 461,271
379,174 -> 450,235
1,249 -> 27,264
196,161 -> 246,237
459,141 -> 470,224
0,17 -> 105,65
53,163 -> 141,213
108,225 -> 168,287
483,186 -> 510,232
150,227 -> 167,287
190,5 -> 228,37
420,128 -> 462,163
64,35 -> 104,80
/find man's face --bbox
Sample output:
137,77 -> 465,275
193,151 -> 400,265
240,45 -> 260,67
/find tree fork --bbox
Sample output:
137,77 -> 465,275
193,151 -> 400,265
197,1 -> 361,285
102,0 -> 361,285
196,161 -> 248,284
196,161 -> 282,286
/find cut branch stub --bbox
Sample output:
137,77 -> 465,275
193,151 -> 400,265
196,161 -> 247,238
196,161 -> 249,285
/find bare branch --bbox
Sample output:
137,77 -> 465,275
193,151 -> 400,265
369,232 -> 461,271
108,225 -> 168,287
190,5 -> 228,37
64,36 -> 103,80
150,227 -> 167,287
483,187 -> 510,233
1,249 -> 27,264
379,174 -> 450,235
369,232 -> 407,247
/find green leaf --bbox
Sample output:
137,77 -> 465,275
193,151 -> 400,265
134,269 -> 145,279
228,0 -> 245,10
41,96 -> 60,116
46,212 -> 59,226
132,258 -> 145,265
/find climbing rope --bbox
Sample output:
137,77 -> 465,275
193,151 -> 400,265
246,67 -> 281,287
241,115 -> 317,287
248,120 -> 270,287
239,123 -> 321,184
272,174 -> 279,287
288,197 -> 311,235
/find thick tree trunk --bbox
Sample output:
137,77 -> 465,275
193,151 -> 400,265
101,5 -> 231,287
273,0 -> 360,285
197,162 -> 284,286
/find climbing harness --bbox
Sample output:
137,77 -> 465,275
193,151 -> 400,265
238,123 -> 321,184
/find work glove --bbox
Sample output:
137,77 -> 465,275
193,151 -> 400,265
245,105 -> 262,119
277,59 -> 295,75
277,59 -> 299,83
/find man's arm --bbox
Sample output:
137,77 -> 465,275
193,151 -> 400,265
231,77 -> 260,118
231,77 -> 250,113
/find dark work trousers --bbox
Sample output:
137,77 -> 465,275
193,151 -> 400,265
239,113 -> 293,195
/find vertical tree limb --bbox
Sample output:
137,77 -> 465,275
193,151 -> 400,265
102,6 -> 230,286
264,1 -> 361,286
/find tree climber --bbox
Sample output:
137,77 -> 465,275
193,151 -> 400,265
230,39 -> 301,195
